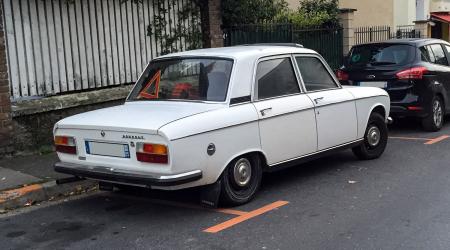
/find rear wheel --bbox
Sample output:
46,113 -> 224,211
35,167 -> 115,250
352,112 -> 388,160
422,96 -> 444,132
220,154 -> 262,206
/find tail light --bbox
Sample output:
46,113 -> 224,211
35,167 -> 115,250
396,67 -> 428,80
54,136 -> 77,155
136,143 -> 168,164
336,69 -> 349,81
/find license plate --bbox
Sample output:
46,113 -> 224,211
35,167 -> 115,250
85,141 -> 130,158
358,81 -> 387,88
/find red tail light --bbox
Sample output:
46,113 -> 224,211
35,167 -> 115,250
396,67 -> 428,80
54,136 -> 77,155
136,143 -> 168,164
336,69 -> 349,81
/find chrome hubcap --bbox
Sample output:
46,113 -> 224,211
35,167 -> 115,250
233,158 -> 252,187
367,125 -> 381,147
433,100 -> 443,127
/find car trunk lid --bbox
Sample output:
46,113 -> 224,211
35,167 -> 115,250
56,101 -> 225,135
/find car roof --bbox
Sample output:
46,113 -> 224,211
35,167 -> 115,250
156,45 -> 318,61
353,38 -> 450,47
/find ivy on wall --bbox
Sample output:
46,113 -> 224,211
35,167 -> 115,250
148,0 -> 202,55
122,0 -> 203,55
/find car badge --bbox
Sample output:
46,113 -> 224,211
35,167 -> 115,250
101,131 -> 106,137
367,75 -> 376,79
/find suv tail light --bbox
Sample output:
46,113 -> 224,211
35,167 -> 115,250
136,143 -> 168,164
54,136 -> 77,155
336,69 -> 349,81
396,67 -> 428,80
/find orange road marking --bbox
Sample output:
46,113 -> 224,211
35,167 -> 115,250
424,135 -> 450,145
203,200 -> 289,233
215,208 -> 248,216
0,184 -> 42,203
389,136 -> 429,141
147,198 -> 246,216
390,135 -> 449,145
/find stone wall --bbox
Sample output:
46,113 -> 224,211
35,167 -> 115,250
11,86 -> 132,153
0,4 -> 13,156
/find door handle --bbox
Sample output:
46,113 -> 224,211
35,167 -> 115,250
314,97 -> 324,104
260,107 -> 272,116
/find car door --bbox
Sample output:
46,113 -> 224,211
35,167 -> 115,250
294,55 -> 358,151
438,44 -> 450,112
252,56 -> 317,165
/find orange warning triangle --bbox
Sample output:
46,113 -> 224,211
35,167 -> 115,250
139,70 -> 161,99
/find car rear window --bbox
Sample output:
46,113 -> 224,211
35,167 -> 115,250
348,44 -> 415,67
128,57 -> 233,102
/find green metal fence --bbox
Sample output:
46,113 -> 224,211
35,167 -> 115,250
223,23 -> 344,69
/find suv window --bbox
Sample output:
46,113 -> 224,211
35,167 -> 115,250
420,46 -> 432,62
296,57 -> 337,91
256,58 -> 300,100
430,44 -> 448,66
348,44 -> 415,67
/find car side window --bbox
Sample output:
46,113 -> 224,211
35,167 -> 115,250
295,57 -> 337,92
256,58 -> 300,100
444,45 -> 450,61
420,46 -> 432,62
425,46 -> 437,63
430,44 -> 449,66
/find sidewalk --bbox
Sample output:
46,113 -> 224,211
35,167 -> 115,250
0,153 -> 97,211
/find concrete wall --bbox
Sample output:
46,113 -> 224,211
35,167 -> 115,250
339,0 -> 395,27
394,0 -> 417,27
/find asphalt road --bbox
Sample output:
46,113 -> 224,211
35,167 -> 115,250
2,119 -> 450,250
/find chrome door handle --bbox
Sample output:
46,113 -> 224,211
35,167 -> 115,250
314,97 -> 324,104
260,107 -> 272,116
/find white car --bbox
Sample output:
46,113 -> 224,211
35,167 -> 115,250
54,45 -> 390,205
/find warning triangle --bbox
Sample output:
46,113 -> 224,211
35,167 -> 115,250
139,70 -> 161,99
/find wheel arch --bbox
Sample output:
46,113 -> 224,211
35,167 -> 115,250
211,149 -> 269,184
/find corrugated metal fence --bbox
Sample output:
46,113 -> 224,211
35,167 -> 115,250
3,0 -> 201,99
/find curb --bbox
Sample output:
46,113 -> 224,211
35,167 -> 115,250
0,179 -> 98,211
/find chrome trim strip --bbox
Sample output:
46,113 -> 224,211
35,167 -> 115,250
171,119 -> 259,141
269,138 -> 364,167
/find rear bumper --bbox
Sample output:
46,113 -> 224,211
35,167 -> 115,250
390,104 -> 428,118
54,162 -> 202,187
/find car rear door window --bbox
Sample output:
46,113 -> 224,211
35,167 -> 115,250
295,57 -> 337,92
256,58 -> 300,100
420,46 -> 433,62
430,44 -> 448,66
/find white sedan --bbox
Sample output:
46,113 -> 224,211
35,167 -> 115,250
54,45 -> 390,206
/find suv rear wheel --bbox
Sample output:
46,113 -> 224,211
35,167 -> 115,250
422,96 -> 444,132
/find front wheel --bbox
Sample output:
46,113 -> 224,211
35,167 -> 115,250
352,112 -> 388,160
220,154 -> 262,206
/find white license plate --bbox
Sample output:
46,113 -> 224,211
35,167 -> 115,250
85,141 -> 130,158
359,81 -> 387,88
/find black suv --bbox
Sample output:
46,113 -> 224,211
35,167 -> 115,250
338,38 -> 450,131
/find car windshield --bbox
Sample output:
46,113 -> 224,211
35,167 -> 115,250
348,44 -> 415,67
128,58 -> 233,102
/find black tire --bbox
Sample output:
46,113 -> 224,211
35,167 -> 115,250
220,154 -> 262,206
352,112 -> 388,160
422,96 -> 444,132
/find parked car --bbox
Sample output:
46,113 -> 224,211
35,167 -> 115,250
337,38 -> 450,131
53,45 -> 390,206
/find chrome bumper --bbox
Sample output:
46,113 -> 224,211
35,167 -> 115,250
387,117 -> 394,124
54,162 -> 202,187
